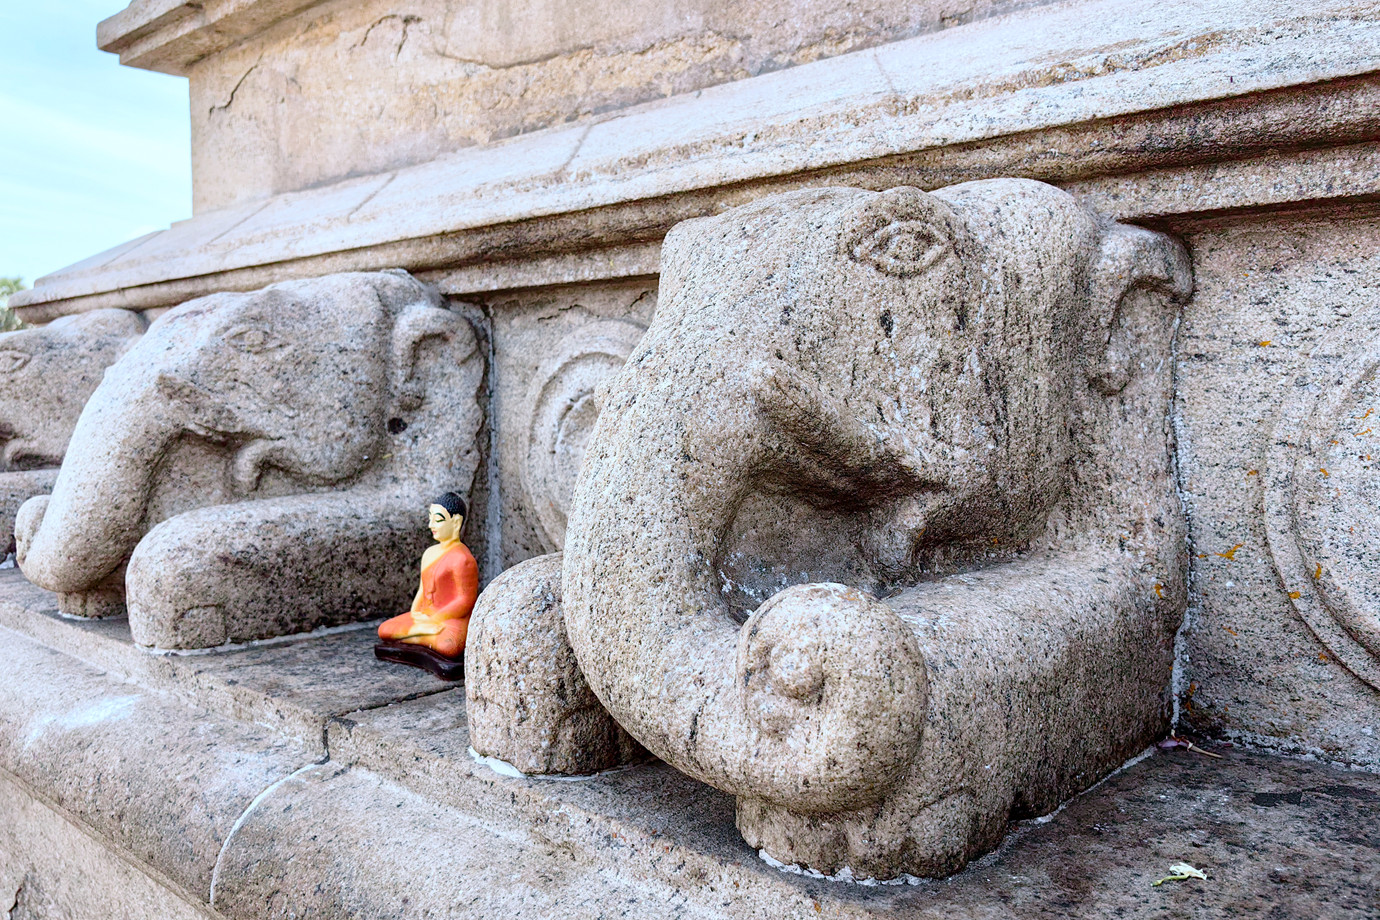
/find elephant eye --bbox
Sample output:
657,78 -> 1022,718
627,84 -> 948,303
0,350 -> 31,374
225,326 -> 282,355
852,221 -> 950,276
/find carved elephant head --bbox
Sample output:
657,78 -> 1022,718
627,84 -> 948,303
16,271 -> 484,641
0,309 -> 146,552
559,179 -> 1192,875
0,309 -> 146,471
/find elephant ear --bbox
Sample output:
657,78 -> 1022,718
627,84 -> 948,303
391,302 -> 478,413
1086,224 -> 1193,395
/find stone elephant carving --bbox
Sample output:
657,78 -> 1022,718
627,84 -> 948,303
471,179 -> 1193,878
0,310 -> 146,553
520,319 -> 648,553
466,552 -> 646,775
15,271 -> 485,649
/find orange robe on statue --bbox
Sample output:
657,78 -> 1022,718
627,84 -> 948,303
377,543 -> 479,658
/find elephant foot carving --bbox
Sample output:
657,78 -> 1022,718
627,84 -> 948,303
17,271 -> 487,648
0,469 -> 58,557
466,553 -> 646,776
57,581 -> 127,620
552,178 -> 1191,878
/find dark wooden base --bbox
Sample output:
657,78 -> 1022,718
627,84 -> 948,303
374,641 -> 465,682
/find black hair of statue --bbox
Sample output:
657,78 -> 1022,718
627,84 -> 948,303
433,491 -> 467,519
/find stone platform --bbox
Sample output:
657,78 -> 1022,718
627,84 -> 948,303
0,567 -> 1374,919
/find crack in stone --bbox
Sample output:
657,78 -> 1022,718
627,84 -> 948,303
206,680 -> 445,910
200,199 -> 274,248
872,50 -> 899,96
345,173 -> 397,221
554,124 -> 593,181
208,759 -> 324,908
353,14 -> 422,60
208,58 -> 263,116
7,878 -> 23,919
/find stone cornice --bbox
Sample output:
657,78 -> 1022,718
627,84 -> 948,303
97,0 -> 328,75
21,0 -> 1380,320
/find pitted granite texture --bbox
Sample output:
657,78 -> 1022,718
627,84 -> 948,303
466,552 -> 645,775
0,771 -> 213,920
551,178 -> 1193,878
0,623 -> 312,902
0,568 -> 449,758
0,309 -> 146,550
14,271 -> 486,649
2,585 -> 1377,918
1173,212 -> 1380,766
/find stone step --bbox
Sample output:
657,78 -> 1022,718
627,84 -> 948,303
3,571 -> 1378,917
0,569 -> 449,757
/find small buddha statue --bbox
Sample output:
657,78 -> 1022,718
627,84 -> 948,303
375,492 -> 479,680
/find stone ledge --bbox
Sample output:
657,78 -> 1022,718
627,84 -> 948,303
17,0 -> 1380,320
3,572 -> 1378,916
0,623 -> 312,902
0,570 -> 449,757
0,770 -> 217,920
97,0 -> 327,76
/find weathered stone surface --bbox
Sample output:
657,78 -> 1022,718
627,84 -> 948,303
3,570 -> 1377,917
487,281 -> 653,562
1267,304 -> 1380,690
0,771 -> 213,920
16,2 -> 1380,321
0,623 -> 312,901
555,179 -> 1191,877
209,763 -> 728,920
175,0 -> 1036,212
466,552 -> 644,774
5,0 -> 1380,911
903,744 -> 1380,919
0,309 -> 146,549
1175,214 -> 1380,766
0,567 -> 448,759
14,271 -> 486,648
331,688 -> 1380,918
0,308 -> 146,470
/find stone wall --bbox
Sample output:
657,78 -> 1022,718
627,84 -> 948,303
106,0 -> 1039,212
13,0 -> 1377,766
2,0 -> 1379,911
1175,208 -> 1380,763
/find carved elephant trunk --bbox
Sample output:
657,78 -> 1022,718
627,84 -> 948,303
564,354 -> 929,813
15,375 -> 180,595
559,179 -> 1193,875
17,271 -> 486,643
562,188 -> 950,813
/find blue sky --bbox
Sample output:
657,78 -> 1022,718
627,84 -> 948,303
0,2 -> 191,285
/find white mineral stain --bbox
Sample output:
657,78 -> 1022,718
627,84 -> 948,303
758,848 -> 924,886
23,694 -> 139,749
467,746 -> 639,783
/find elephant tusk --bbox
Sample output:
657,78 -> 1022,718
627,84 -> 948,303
231,439 -> 281,494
